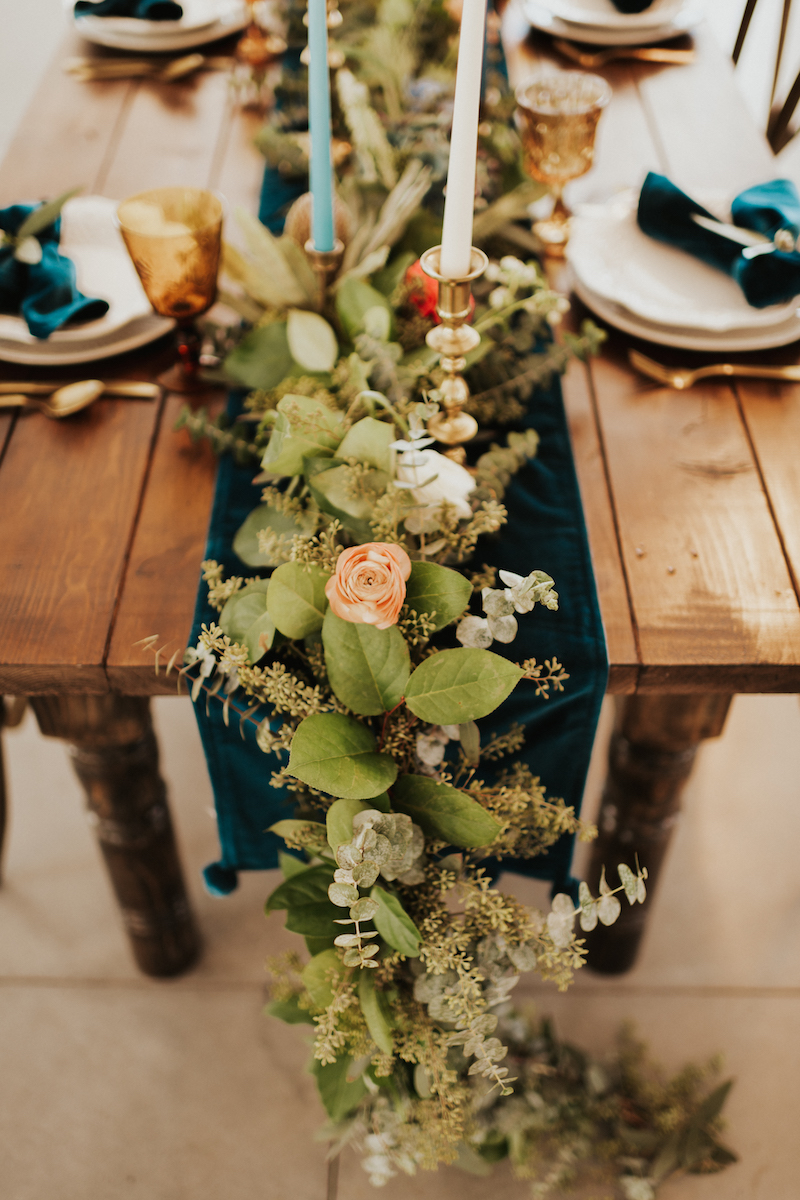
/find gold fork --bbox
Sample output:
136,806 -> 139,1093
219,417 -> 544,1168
629,348 -> 800,389
553,39 -> 696,70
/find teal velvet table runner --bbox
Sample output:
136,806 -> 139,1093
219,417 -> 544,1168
189,304 -> 608,899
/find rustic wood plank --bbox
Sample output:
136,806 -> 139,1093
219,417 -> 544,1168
105,395 -> 223,694
107,83 -> 261,692
587,336 -> 800,691
735,379 -> 800,607
0,397 -> 163,692
100,69 -> 232,197
0,35 -> 132,205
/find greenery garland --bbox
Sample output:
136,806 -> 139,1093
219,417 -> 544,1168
170,1 -> 738,1193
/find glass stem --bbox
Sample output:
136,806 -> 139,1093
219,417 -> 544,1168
176,320 -> 202,379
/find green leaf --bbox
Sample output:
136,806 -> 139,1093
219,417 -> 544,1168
326,798 -> 371,852
268,819 -> 329,857
287,307 -> 338,373
309,463 -> 389,529
305,935 -> 336,955
694,1080 -> 734,1128
322,610 -> 410,716
404,562 -> 472,632
219,581 -> 276,663
265,997 -> 314,1025
302,948 -> 344,1008
391,775 -> 501,849
311,1053 -> 368,1122
225,321 -> 294,390
286,901 -> 342,937
278,851 -> 308,880
261,393 -> 345,478
233,503 -> 317,567
370,884 -> 421,956
266,561 -> 329,639
265,863 -> 333,913
358,969 -> 394,1054
335,416 -> 395,472
336,277 -> 393,340
617,862 -> 640,906
372,251 -> 415,298
16,188 -> 81,241
405,648 -> 524,725
287,712 -> 398,799
459,721 -> 480,765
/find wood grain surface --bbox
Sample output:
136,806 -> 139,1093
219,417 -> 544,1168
1,20 -> 800,694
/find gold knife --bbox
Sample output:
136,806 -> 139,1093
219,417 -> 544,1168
0,381 -> 160,398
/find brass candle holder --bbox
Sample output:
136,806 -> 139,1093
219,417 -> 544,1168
304,238 -> 345,311
420,245 -> 488,451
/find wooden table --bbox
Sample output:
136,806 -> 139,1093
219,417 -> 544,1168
2,14 -> 799,975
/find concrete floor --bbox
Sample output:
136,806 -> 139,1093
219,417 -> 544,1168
2,2 -> 800,1198
2,693 -> 800,1199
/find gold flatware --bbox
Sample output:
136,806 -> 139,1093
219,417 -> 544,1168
629,348 -> 800,389
690,212 -> 796,259
0,379 -> 105,418
64,54 -> 232,83
553,39 -> 696,70
0,380 -> 160,399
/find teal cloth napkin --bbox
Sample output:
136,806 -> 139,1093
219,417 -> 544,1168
0,204 -> 110,340
74,0 -> 183,18
637,171 -> 800,309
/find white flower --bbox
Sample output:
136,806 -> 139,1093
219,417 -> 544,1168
396,448 -> 475,528
489,285 -> 513,309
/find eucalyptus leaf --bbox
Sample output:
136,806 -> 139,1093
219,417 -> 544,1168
302,948 -> 345,1009
261,393 -> 345,477
16,188 -> 80,241
371,884 -> 421,956
404,648 -> 524,725
278,851 -> 308,880
265,863 -> 333,913
404,561 -> 472,632
322,610 -> 410,716
233,502 -> 317,567
309,462 -> 389,526
287,712 -> 398,799
312,1053 -> 368,1122
225,321 -> 294,390
326,798 -> 371,852
287,307 -> 338,373
391,775 -> 501,849
335,416 -> 395,472
219,581 -> 276,663
336,276 -> 393,340
265,997 -> 314,1025
358,969 -> 394,1054
266,561 -> 329,639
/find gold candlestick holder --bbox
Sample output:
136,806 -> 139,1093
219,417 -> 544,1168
420,245 -> 488,450
304,238 -> 345,311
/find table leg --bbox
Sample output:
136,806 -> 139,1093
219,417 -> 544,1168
0,706 -> 6,885
584,693 -> 732,975
30,694 -> 200,978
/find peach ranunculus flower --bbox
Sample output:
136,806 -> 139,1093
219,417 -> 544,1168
325,542 -> 412,630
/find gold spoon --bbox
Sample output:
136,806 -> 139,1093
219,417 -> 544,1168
0,379 -> 106,418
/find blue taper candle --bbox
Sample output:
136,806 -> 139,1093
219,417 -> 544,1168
307,0 -> 335,252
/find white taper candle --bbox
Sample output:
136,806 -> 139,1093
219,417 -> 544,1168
439,0 -> 488,279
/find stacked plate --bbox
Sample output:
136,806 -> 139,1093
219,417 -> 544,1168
567,190 -> 800,351
524,0 -> 703,46
67,0 -> 248,53
0,196 -> 173,366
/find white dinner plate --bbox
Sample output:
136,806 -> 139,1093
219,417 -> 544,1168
572,276 -> 800,351
567,191 -> 798,333
0,195 -> 173,364
524,0 -> 702,44
0,314 -> 174,365
546,0 -> 685,31
0,195 -> 172,347
69,0 -> 247,51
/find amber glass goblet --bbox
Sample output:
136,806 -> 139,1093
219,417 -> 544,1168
516,71 -> 611,257
117,187 -> 223,391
